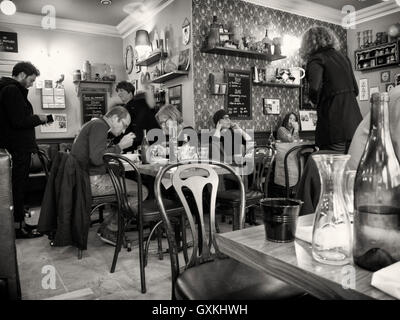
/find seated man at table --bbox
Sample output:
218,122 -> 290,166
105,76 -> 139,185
71,106 -> 148,246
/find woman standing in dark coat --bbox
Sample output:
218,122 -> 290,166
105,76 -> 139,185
300,26 -> 362,153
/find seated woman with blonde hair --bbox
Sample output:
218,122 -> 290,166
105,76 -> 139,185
148,104 -> 197,161
277,112 -> 300,142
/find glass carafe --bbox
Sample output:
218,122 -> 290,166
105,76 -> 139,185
353,92 -> 400,272
311,154 -> 352,265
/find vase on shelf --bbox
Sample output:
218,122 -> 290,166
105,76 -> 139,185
82,60 -> 91,81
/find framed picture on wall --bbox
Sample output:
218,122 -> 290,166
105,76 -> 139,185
380,70 -> 390,83
299,110 -> 317,132
263,98 -> 280,115
359,78 -> 369,101
40,114 -> 67,133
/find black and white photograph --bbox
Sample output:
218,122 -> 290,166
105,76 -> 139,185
0,0 -> 400,309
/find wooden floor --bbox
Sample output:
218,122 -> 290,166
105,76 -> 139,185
17,209 -> 247,300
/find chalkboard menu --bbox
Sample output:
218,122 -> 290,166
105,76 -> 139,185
225,69 -> 252,120
81,91 -> 107,123
0,32 -> 18,52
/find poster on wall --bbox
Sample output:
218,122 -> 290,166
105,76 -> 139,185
299,110 -> 317,132
40,114 -> 67,133
0,31 -> 18,52
359,79 -> 369,101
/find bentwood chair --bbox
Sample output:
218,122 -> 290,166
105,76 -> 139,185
215,146 -> 276,228
155,160 -> 307,300
103,153 -> 184,294
283,144 -> 318,198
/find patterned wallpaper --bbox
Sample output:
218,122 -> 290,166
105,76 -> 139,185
192,0 -> 347,131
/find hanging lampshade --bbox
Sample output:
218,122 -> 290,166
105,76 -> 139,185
135,30 -> 151,46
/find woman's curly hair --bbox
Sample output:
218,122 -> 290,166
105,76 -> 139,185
299,26 -> 340,61
281,112 -> 298,131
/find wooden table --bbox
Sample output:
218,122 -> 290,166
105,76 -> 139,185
215,225 -> 395,300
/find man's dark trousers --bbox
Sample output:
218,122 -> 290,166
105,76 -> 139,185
10,151 -> 31,223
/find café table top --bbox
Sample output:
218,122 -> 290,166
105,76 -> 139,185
215,225 -> 395,300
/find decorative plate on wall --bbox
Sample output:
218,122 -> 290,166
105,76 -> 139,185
125,45 -> 134,74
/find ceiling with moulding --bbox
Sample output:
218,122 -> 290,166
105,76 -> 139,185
307,0 -> 382,11
10,0 -> 168,25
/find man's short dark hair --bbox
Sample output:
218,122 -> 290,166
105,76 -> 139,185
116,81 -> 135,95
12,61 -> 40,77
105,106 -> 129,120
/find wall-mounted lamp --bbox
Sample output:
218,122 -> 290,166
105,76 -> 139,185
0,0 -> 16,15
135,29 -> 152,61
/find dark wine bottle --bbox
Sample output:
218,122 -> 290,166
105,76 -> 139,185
353,92 -> 400,271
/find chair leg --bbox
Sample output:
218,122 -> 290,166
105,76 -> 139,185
232,206 -> 241,230
156,225 -> 163,261
180,214 -> 189,264
138,218 -> 146,294
110,218 -> 124,273
99,207 -> 104,223
144,220 -> 163,267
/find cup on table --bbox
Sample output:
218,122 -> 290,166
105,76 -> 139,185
260,198 -> 303,243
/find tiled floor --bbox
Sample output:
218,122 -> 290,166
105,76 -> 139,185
17,210 -> 251,300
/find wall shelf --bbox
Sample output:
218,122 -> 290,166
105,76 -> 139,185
136,51 -> 168,67
73,80 -> 115,96
201,46 -> 286,61
354,40 -> 399,72
253,81 -> 301,88
151,71 -> 189,84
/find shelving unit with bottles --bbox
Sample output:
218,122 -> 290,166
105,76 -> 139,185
354,40 -> 399,71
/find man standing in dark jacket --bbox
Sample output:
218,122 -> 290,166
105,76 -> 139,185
116,81 -> 160,152
0,61 -> 52,238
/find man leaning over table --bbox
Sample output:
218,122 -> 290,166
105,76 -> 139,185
70,107 -> 149,246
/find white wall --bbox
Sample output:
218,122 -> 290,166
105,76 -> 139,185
347,12 -> 400,116
122,0 -> 194,127
0,24 -> 126,139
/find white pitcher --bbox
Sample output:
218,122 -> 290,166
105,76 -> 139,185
290,67 -> 305,85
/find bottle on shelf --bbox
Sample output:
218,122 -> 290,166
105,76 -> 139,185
207,15 -> 220,48
141,130 -> 150,164
353,92 -> 400,272
262,29 -> 273,55
82,60 -> 91,81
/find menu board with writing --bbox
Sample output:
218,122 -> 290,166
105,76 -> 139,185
0,32 -> 18,52
81,91 -> 107,123
225,69 -> 252,120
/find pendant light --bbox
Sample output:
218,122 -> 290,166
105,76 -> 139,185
0,0 -> 16,16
